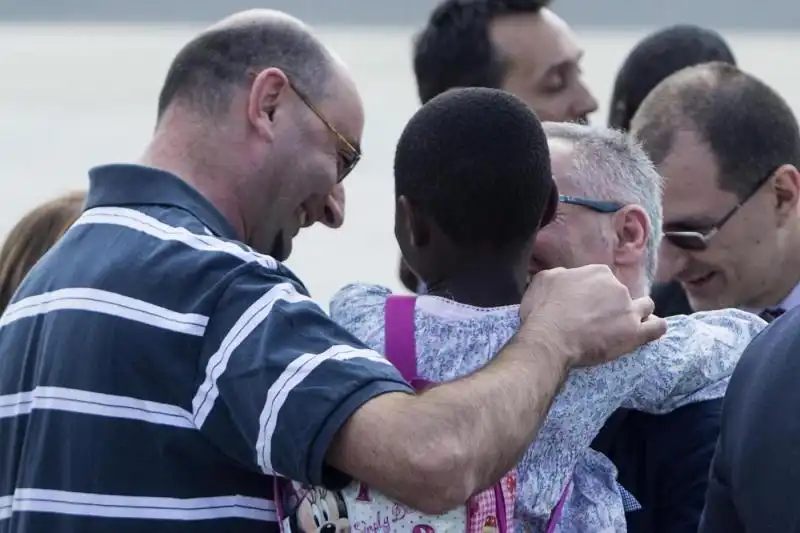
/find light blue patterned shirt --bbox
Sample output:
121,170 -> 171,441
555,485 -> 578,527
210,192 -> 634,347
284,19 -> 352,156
330,283 -> 767,532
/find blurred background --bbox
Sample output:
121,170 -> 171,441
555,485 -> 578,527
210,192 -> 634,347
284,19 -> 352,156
1,1 -> 799,303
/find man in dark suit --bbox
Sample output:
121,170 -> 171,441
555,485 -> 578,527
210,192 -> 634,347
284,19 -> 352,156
631,63 -> 800,532
699,307 -> 799,532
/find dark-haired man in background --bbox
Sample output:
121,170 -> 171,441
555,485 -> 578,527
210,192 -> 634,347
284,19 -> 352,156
413,0 -> 597,121
400,0 -> 596,292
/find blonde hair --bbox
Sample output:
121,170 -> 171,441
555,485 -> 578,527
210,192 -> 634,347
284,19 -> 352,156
0,191 -> 86,314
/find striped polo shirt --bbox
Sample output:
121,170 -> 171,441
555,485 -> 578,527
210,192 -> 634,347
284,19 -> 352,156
0,164 -> 412,532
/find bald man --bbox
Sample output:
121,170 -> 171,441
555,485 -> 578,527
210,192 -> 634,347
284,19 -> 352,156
0,9 -> 666,533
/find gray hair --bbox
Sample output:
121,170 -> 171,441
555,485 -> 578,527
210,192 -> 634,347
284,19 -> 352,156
543,122 -> 664,287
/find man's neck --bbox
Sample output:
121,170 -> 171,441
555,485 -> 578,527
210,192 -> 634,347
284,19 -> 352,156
758,263 -> 800,311
740,238 -> 800,311
425,259 -> 527,308
141,127 -> 248,242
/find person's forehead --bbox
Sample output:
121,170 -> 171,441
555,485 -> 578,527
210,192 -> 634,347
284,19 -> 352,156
547,137 -> 575,184
489,9 -> 582,78
658,129 -> 729,224
546,137 -> 590,198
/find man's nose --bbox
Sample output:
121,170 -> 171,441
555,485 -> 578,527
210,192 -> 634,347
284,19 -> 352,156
319,184 -> 345,229
572,80 -> 598,119
302,186 -> 345,230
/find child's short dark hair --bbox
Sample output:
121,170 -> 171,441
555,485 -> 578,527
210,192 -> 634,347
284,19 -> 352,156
394,87 -> 555,250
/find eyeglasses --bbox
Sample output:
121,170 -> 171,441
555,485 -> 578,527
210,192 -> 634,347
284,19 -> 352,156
290,82 -> 361,182
247,70 -> 361,182
662,167 -> 778,251
559,195 -> 625,213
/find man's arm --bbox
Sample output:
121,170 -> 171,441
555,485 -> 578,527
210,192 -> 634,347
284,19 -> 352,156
195,263 -> 567,513
621,310 -> 765,414
194,264 -> 415,488
198,264 -> 662,515
327,331 -> 570,514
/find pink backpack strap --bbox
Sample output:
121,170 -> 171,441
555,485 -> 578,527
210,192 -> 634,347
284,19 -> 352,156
385,295 -> 427,389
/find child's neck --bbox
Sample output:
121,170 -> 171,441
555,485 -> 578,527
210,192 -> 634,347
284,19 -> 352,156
425,261 -> 526,308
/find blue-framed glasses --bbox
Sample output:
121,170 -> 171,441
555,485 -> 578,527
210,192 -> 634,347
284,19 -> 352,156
559,195 -> 624,213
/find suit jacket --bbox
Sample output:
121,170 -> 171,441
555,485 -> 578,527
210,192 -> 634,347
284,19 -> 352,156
591,399 -> 723,533
592,281 -> 717,533
699,307 -> 800,532
652,281 -> 693,317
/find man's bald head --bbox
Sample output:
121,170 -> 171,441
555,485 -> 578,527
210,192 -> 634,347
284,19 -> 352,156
145,9 -> 364,262
631,61 -> 800,198
156,9 -> 334,120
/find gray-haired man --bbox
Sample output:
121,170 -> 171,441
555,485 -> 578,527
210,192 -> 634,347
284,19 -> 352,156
532,122 -> 733,533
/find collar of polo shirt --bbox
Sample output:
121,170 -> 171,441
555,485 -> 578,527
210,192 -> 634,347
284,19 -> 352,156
87,164 -> 239,239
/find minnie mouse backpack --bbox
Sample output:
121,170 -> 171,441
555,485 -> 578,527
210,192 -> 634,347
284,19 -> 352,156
275,295 -> 568,533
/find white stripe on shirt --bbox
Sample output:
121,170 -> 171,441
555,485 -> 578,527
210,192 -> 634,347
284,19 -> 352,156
74,207 -> 278,270
256,345 -> 391,475
191,282 -> 313,428
0,489 -> 276,522
1,288 -> 208,336
0,387 -> 195,428
0,496 -> 10,520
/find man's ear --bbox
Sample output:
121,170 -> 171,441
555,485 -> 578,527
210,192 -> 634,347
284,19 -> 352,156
772,164 -> 800,227
612,204 -> 649,270
246,67 -> 290,141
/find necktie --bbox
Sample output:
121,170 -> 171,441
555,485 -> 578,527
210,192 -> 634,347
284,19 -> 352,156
759,307 -> 786,323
